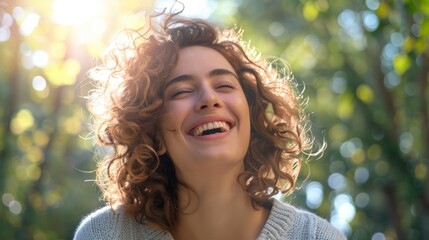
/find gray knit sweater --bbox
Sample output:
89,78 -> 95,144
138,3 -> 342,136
74,199 -> 346,240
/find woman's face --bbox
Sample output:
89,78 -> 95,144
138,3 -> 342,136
159,46 -> 251,175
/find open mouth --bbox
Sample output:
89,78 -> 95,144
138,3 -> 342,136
191,121 -> 231,136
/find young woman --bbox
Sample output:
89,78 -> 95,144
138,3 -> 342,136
74,12 -> 345,240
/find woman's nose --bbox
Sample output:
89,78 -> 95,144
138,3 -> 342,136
194,87 -> 222,111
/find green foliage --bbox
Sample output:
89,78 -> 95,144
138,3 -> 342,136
0,0 -> 155,239
221,0 -> 429,239
1,0 -> 428,239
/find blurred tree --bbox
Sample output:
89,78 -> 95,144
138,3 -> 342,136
216,0 -> 429,239
0,0 -> 155,239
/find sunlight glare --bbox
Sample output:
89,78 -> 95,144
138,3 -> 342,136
20,12 -> 40,36
32,50 -> 49,68
155,0 -> 217,19
0,12 -> 13,41
12,7 -> 25,21
1,12 -> 14,28
0,27 -> 10,42
52,0 -> 105,26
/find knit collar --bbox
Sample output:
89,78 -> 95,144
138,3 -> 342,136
135,198 -> 296,239
257,199 -> 296,239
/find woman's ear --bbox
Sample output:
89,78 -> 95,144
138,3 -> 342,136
156,133 -> 167,156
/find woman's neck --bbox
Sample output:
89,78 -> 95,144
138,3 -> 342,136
171,165 -> 270,240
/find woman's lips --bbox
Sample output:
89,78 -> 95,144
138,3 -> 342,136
187,118 -> 235,136
191,121 -> 231,136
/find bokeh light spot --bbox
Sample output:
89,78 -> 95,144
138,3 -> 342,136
399,132 -> 414,153
16,163 -> 41,181
355,192 -> 370,208
331,74 -> 347,94
303,2 -> 319,21
29,192 -> 43,211
340,138 -> 364,159
362,11 -> 379,32
306,181 -> 324,209
393,53 -> 411,75
44,59 -> 81,86
384,71 -> 400,89
11,109 -> 35,134
328,173 -> 346,190
61,116 -> 82,135
372,232 -> 386,240
2,193 -> 14,206
334,194 -> 355,222
382,43 -> 398,62
33,130 -> 50,147
328,124 -> 348,142
32,50 -> 49,68
17,134 -> 32,151
19,12 -> 40,36
26,147 -> 44,164
0,26 -> 11,42
32,75 -> 47,91
351,148 -> 366,165
269,22 -> 285,37
390,32 -> 404,47
19,42 -> 32,56
356,84 -> 374,104
354,167 -> 370,184
375,161 -> 390,176
337,94 -> 354,120
367,144 -> 382,160
12,7 -> 25,21
330,214 -> 351,236
376,2 -> 389,19
366,0 -> 380,10
22,54 -> 34,69
46,190 -> 62,207
9,200 -> 22,215
414,163 -> 427,180
1,12 -> 14,28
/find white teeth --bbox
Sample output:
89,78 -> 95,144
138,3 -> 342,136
192,121 -> 230,136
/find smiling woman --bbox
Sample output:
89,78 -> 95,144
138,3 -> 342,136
159,46 -> 252,187
73,8 -> 346,240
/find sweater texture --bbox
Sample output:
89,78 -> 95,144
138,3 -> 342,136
74,199 -> 346,240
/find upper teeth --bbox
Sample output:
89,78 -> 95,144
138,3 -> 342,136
192,121 -> 230,136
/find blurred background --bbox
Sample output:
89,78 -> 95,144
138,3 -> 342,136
0,0 -> 428,239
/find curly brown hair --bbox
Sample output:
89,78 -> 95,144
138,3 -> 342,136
87,12 -> 317,231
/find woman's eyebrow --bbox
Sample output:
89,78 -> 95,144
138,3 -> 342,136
165,74 -> 194,89
209,68 -> 238,79
165,68 -> 238,89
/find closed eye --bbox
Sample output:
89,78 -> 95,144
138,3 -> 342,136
171,88 -> 194,98
215,83 -> 236,93
220,83 -> 235,88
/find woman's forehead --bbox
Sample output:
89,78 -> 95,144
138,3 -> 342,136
167,46 -> 235,80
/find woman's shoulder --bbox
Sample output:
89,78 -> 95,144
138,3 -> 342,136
259,199 -> 346,240
73,205 -> 124,240
73,205 -> 173,240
